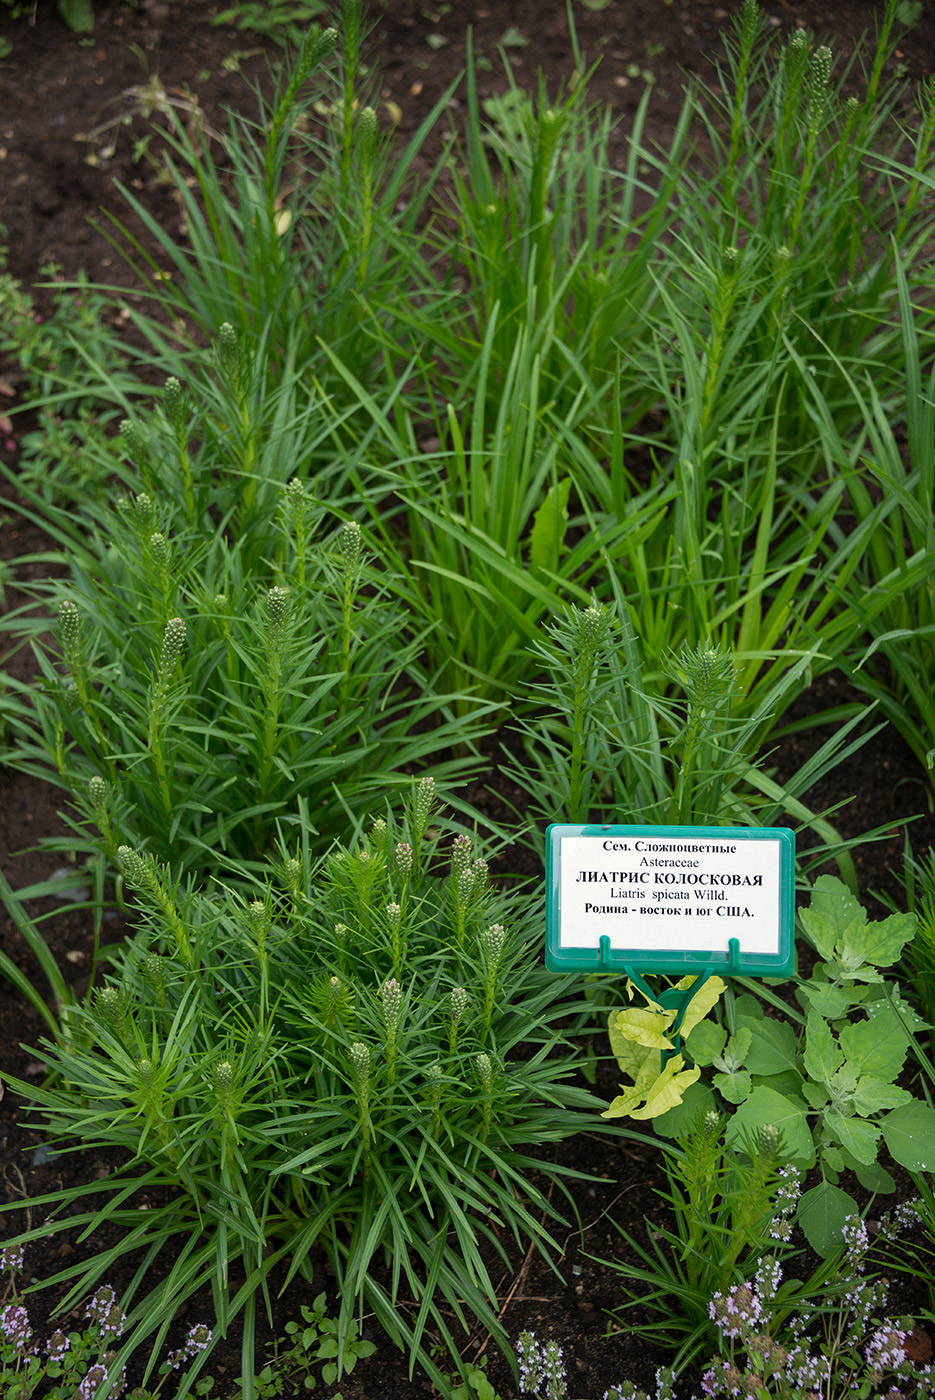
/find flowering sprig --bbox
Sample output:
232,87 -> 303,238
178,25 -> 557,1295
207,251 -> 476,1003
516,1329 -> 567,1400
697,1237 -> 934,1400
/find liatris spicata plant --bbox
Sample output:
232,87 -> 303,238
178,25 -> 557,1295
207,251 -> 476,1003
1,781 -> 606,1397
7,475 -> 488,884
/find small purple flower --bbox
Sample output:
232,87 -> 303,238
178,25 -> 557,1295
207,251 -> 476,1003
77,1357 -> 126,1398
77,1363 -> 108,1398
85,1285 -> 126,1339
0,1302 -> 33,1353
0,1243 -> 24,1274
708,1283 -> 763,1342
517,1329 -> 543,1394
183,1322 -> 213,1357
754,1254 -> 782,1300
865,1324 -> 907,1379
47,1329 -> 71,1360
539,1338 -> 566,1400
842,1213 -> 869,1272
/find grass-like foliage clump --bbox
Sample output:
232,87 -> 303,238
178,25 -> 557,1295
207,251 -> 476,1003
2,780 -> 604,1397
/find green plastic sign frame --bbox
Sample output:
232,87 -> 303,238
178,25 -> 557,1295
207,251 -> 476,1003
546,823 -> 795,977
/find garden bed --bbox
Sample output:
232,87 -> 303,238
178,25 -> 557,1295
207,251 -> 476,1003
3,2 -> 935,1398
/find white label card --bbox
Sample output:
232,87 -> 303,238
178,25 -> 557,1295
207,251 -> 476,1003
558,832 -> 783,955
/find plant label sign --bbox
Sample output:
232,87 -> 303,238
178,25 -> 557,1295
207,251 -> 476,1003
545,824 -> 795,977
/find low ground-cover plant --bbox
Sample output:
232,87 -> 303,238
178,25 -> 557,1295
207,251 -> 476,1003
0,781 -> 606,1399
0,1251 -> 216,1400
519,1196 -> 935,1398
595,1132 -> 934,1389
601,879 -> 935,1258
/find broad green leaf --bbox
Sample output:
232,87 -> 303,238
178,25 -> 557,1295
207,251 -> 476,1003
808,875 -> 866,930
734,993 -> 764,1022
824,1111 -> 880,1166
59,0 -> 94,31
685,1019 -> 726,1067
721,1026 -> 752,1071
839,1010 -> 908,1082
739,1013 -> 798,1077
846,911 -> 915,968
881,987 -> 932,1034
880,1103 -> 935,1171
797,1181 -> 858,1257
529,478 -> 571,574
822,1143 -> 845,1175
713,1068 -> 752,1105
798,980 -> 869,1020
802,1080 -> 830,1110
800,875 -> 864,961
853,1160 -> 897,1194
803,1010 -> 840,1084
725,1085 -> 814,1165
851,1078 -> 912,1116
803,877 -> 914,977
756,1069 -> 806,1100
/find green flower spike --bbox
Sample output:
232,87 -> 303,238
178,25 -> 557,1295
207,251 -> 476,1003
119,417 -> 147,465
117,845 -> 149,889
381,978 -> 402,1033
449,985 -> 469,1053
350,1041 -> 370,1082
87,775 -> 108,818
213,1060 -> 234,1108
57,599 -> 81,651
450,986 -> 469,1025
157,617 -> 186,684
150,532 -> 169,569
394,842 -> 413,879
415,775 -> 436,826
96,986 -> 128,1040
164,375 -> 183,421
451,833 -> 472,876
480,922 -> 506,970
339,520 -> 362,574
266,585 -> 290,636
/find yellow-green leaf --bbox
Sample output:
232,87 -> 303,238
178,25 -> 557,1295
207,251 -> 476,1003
602,1054 -> 701,1120
609,1006 -> 676,1054
608,1033 -> 659,1087
676,975 -> 726,1038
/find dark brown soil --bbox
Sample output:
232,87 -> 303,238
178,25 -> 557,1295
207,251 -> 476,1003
3,2 -> 935,1398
